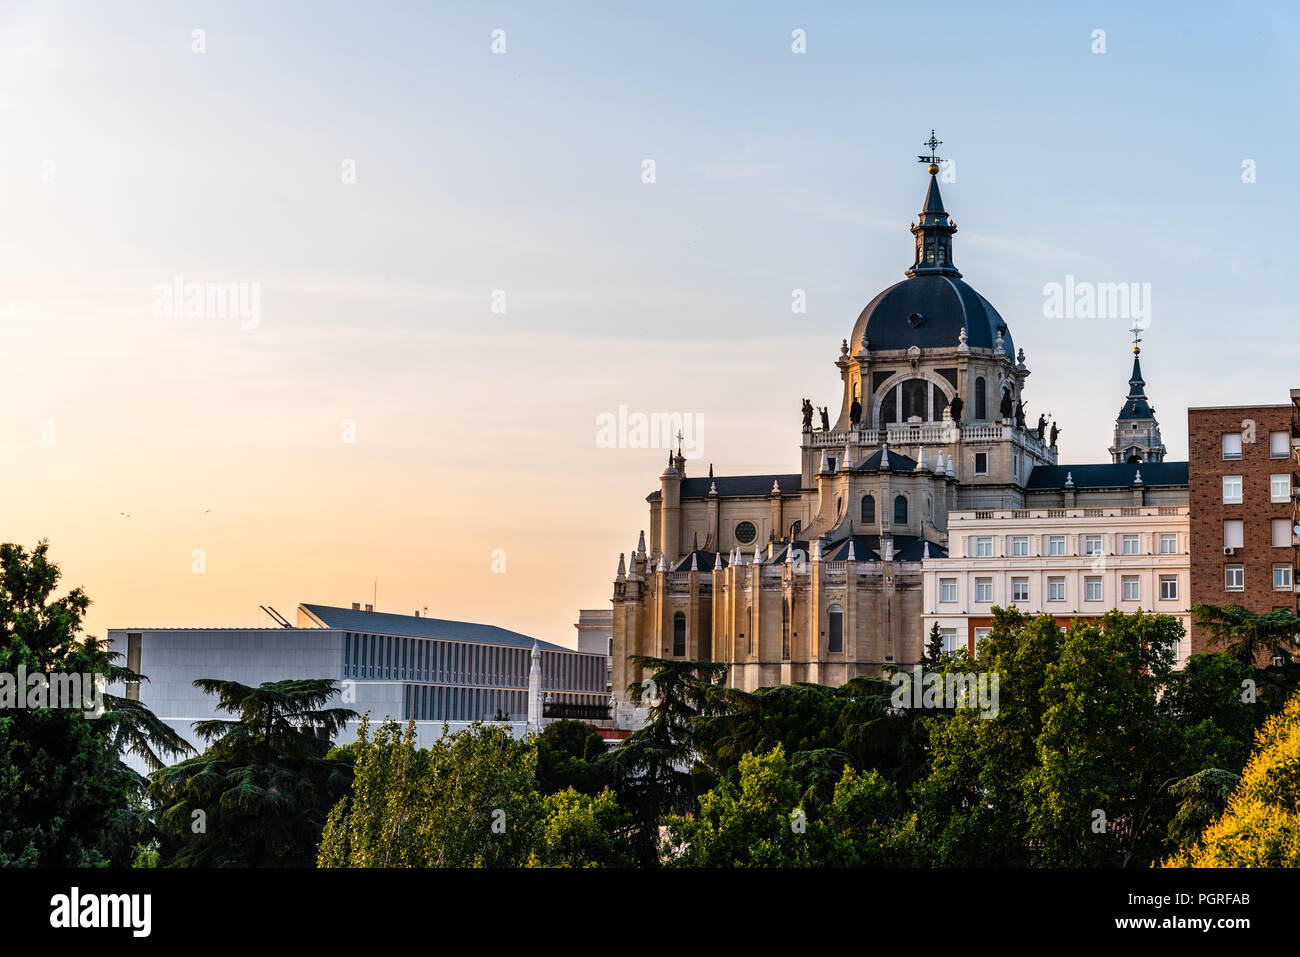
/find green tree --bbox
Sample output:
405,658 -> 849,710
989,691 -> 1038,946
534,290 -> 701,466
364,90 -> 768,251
911,607 -> 1061,866
535,718 -> 612,796
665,745 -> 909,867
1029,610 -> 1183,867
924,621 -> 945,667
612,656 -> 727,866
1166,769 -> 1240,850
147,678 -> 356,866
1191,604 -> 1300,667
319,718 -> 544,867
0,541 -> 191,867
528,787 -> 632,868
665,746 -> 813,867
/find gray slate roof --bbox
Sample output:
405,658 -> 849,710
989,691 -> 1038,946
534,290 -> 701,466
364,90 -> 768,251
679,474 -> 802,498
1025,461 -> 1188,490
299,603 -> 576,653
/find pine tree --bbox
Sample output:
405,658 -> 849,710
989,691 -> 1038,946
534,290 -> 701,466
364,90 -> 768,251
925,622 -> 945,667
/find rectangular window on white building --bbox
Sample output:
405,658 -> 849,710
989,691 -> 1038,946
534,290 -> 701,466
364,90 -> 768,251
1274,518 -> 1292,548
974,452 -> 988,475
975,578 -> 993,602
1122,576 -> 1140,602
975,537 -> 993,558
1225,564 -> 1244,591
1159,532 -> 1177,554
1222,475 -> 1242,504
1085,577 -> 1102,602
1047,535 -> 1066,556
1011,577 -> 1029,602
1224,520 -> 1244,549
1271,431 -> 1290,458
940,628 -> 959,655
974,627 -> 991,650
1271,474 -> 1291,503
1011,536 -> 1029,557
1159,575 -> 1177,601
1274,564 -> 1292,591
1223,432 -> 1243,460
1122,534 -> 1140,555
939,579 -> 957,603
1048,577 -> 1065,601
1083,535 -> 1103,556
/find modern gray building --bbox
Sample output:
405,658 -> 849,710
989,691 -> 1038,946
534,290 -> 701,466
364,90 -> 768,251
107,602 -> 611,765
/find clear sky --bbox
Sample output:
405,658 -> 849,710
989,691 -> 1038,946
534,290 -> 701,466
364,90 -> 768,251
3,1 -> 1298,646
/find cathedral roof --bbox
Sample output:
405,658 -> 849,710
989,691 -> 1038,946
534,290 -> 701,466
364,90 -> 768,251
850,151 -> 1013,356
851,275 -> 1011,355
679,474 -> 801,498
851,447 -> 917,472
1116,352 -> 1155,420
1025,462 -> 1188,490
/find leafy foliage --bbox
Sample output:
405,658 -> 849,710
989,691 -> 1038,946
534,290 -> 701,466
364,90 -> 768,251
1167,684 -> 1300,866
0,541 -> 191,867
611,655 -> 727,866
320,717 -> 542,867
1191,604 -> 1300,667
147,678 -> 356,866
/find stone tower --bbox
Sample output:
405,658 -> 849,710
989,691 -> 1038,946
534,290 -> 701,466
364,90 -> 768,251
1109,331 -> 1166,464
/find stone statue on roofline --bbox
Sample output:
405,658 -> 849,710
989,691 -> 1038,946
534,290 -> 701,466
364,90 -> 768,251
849,396 -> 862,428
819,406 -> 830,431
802,398 -> 814,430
949,394 -> 963,424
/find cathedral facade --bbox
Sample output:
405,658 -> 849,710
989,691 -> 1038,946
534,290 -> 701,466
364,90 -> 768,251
610,152 -> 1066,705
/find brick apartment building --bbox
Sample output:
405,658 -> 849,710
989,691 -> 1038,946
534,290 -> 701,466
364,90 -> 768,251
1188,392 -> 1300,656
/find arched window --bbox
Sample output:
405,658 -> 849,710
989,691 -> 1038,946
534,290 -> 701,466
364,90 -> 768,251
894,495 -> 908,525
861,494 -> 875,524
672,612 -> 686,657
902,379 -> 927,421
932,384 -> 949,420
790,520 -> 801,539
975,377 -> 986,420
828,605 -> 844,654
880,385 -> 899,426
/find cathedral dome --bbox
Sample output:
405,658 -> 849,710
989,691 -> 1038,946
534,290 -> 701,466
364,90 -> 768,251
850,140 -> 1013,358
850,275 -> 1012,355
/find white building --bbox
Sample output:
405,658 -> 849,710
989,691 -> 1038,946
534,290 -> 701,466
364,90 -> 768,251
107,602 -> 610,767
921,503 -> 1191,662
574,608 -> 614,693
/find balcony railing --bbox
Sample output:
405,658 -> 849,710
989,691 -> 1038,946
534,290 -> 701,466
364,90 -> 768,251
953,506 -> 1186,522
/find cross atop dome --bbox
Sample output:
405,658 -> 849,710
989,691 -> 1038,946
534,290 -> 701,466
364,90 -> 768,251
917,130 -> 943,173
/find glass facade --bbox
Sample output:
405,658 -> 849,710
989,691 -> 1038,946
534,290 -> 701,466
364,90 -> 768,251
340,632 -> 608,724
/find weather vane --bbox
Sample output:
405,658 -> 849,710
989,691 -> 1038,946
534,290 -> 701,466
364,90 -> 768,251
1129,320 -> 1142,355
917,130 -> 943,168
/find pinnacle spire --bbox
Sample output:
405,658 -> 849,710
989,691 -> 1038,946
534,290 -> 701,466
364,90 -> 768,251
907,131 -> 960,279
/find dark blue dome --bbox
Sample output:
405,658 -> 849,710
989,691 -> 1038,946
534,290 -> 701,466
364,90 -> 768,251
850,274 -> 1011,355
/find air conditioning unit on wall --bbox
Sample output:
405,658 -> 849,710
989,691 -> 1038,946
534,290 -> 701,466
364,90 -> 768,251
1224,547 -> 1236,556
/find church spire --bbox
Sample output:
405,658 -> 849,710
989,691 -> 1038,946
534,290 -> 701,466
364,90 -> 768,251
1109,325 -> 1166,464
906,131 -> 961,279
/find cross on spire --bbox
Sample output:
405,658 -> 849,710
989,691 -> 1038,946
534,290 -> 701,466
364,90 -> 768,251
675,428 -> 684,455
1129,320 -> 1143,355
917,130 -> 943,167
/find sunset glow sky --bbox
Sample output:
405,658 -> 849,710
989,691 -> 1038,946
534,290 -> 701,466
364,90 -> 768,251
4,1 -> 1299,647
